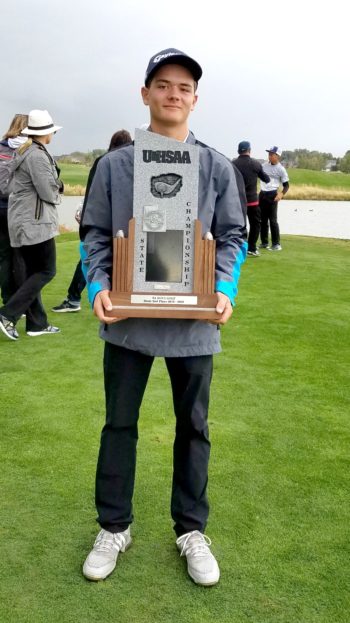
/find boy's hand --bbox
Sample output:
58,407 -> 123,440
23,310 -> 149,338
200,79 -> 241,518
93,290 -> 125,323
211,292 -> 232,325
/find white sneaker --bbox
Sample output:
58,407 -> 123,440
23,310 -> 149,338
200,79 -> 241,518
27,325 -> 60,336
83,527 -> 131,581
0,314 -> 19,340
247,249 -> 260,257
176,530 -> 220,586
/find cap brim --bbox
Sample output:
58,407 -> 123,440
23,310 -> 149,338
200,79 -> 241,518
146,55 -> 202,85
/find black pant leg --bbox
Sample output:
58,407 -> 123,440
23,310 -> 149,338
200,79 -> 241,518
96,343 -> 154,533
0,210 -> 16,304
67,259 -> 86,302
165,355 -> 213,537
0,238 -> 56,329
22,239 -> 56,331
259,193 -> 270,245
269,201 -> 280,245
12,248 -> 26,292
247,205 -> 261,252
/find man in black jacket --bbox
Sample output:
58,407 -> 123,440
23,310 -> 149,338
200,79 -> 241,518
233,141 -> 270,256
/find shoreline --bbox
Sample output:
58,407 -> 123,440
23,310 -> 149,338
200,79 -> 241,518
58,197 -> 350,240
63,183 -> 350,201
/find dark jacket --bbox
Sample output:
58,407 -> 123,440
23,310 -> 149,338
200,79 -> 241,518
233,155 -> 270,204
0,139 -> 14,209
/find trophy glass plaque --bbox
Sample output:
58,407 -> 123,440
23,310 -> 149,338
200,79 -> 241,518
108,129 -> 220,320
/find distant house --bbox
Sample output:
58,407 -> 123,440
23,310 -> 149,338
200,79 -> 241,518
324,159 -> 337,172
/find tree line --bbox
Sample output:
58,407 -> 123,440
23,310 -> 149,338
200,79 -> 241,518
57,148 -> 350,174
282,149 -> 350,173
57,149 -> 106,166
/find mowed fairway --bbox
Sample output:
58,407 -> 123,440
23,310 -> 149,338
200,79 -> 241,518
287,168 -> 350,189
58,162 -> 350,192
59,163 -> 91,186
0,234 -> 349,623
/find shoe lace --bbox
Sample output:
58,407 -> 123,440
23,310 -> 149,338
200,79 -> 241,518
177,530 -> 212,558
94,530 -> 126,554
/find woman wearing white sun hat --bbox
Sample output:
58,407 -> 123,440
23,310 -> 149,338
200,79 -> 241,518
0,110 -> 64,340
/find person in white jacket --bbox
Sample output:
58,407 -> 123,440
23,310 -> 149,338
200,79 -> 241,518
259,146 -> 289,251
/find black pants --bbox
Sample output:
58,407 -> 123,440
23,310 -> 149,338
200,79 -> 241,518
0,210 -> 25,304
259,191 -> 280,246
259,192 -> 280,245
96,342 -> 213,537
0,237 -> 56,331
247,205 -> 261,252
67,259 -> 86,303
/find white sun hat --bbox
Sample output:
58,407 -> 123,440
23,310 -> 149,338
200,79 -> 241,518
22,109 -> 62,136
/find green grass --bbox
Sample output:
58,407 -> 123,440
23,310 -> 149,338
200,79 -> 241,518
287,169 -> 350,189
1,235 -> 349,623
58,162 -> 350,193
59,163 -> 91,186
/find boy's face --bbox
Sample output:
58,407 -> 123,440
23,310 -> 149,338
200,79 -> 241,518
268,152 -> 279,165
141,64 -> 198,129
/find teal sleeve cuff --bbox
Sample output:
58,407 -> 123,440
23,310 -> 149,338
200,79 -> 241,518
80,241 -> 88,281
80,242 -> 103,307
87,281 -> 103,307
215,242 -> 247,305
215,280 -> 235,305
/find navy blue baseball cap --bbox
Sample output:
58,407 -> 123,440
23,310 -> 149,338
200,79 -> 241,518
238,141 -> 251,153
145,48 -> 202,86
266,146 -> 282,156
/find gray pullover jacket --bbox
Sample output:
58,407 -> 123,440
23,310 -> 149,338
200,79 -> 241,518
8,141 -> 61,247
81,131 -> 247,357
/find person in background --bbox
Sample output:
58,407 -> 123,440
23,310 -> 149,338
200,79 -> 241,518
0,110 -> 63,341
233,140 -> 270,257
259,146 -> 289,251
81,47 -> 247,587
52,130 -> 132,313
0,114 -> 28,304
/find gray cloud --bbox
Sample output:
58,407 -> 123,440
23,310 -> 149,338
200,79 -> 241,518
1,0 -> 349,159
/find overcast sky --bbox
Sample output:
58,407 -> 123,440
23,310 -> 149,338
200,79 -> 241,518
1,0 -> 349,159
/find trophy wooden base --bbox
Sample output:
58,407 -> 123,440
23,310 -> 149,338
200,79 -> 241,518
106,218 -> 221,320
106,292 -> 220,320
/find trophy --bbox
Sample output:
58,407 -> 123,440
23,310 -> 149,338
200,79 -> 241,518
107,129 -> 219,320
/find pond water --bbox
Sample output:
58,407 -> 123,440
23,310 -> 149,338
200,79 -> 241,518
277,200 -> 349,240
58,197 -> 350,240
